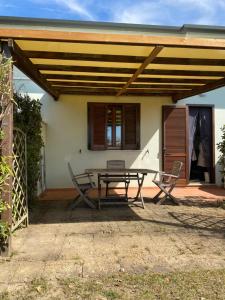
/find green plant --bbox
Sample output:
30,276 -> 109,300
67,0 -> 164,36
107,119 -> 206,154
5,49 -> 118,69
13,93 -> 43,204
0,220 -> 10,242
0,54 -> 13,245
217,125 -> 225,182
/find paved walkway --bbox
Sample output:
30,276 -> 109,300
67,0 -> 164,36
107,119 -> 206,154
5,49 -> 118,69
1,196 -> 225,292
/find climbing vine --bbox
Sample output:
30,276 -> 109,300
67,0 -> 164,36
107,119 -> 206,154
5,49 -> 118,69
14,93 -> 43,204
0,155 -> 11,243
0,54 -> 13,244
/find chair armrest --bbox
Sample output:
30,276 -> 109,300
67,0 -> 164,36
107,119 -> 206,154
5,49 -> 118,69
74,173 -> 95,188
153,171 -> 165,181
162,173 -> 178,179
74,173 -> 93,179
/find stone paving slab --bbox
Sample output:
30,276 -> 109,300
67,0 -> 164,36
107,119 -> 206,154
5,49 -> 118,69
0,202 -> 225,291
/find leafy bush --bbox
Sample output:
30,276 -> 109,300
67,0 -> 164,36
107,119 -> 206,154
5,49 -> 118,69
0,55 -> 13,244
14,93 -> 43,204
217,125 -> 225,182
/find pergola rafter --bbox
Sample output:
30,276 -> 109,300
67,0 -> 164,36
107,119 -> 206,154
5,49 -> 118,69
1,22 -> 225,101
116,46 -> 163,96
12,42 -> 59,100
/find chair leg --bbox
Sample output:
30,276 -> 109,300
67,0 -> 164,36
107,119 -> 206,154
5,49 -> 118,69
105,182 -> 109,197
140,190 -> 145,209
83,194 -> 96,208
76,189 -> 96,209
98,198 -> 101,210
156,185 -> 180,205
125,182 -> 129,200
152,190 -> 163,201
70,195 -> 83,209
156,194 -> 167,205
168,193 -> 180,205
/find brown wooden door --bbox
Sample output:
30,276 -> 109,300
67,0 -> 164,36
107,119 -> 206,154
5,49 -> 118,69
162,106 -> 189,185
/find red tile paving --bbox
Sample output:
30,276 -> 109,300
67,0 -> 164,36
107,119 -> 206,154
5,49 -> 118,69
39,186 -> 225,205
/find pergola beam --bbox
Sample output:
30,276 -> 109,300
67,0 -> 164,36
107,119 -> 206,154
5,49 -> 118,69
26,51 -> 225,67
153,57 -> 225,66
25,51 -> 146,63
44,74 -> 215,84
3,28 -> 225,49
60,90 -> 173,96
12,42 -> 59,100
50,81 -> 195,89
117,46 -> 164,96
38,64 -> 225,77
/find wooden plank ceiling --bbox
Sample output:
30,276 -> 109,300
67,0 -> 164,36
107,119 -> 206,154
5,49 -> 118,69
12,38 -> 225,101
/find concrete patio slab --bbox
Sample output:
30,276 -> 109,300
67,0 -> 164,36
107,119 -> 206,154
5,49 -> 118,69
0,194 -> 225,293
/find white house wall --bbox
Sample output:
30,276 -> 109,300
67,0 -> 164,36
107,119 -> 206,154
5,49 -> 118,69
13,67 -> 225,188
40,94 -> 172,188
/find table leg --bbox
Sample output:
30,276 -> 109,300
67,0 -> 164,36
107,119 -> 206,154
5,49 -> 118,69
133,173 -> 145,208
97,173 -> 101,209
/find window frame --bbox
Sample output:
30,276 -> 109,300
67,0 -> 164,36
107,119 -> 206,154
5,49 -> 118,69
88,102 -> 140,151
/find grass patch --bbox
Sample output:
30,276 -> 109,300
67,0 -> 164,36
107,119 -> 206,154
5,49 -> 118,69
0,291 -> 9,300
2,269 -> 225,299
103,289 -> 120,299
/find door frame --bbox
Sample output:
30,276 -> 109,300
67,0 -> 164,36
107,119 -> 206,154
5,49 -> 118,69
162,104 -> 215,185
162,105 -> 189,185
187,104 -> 215,184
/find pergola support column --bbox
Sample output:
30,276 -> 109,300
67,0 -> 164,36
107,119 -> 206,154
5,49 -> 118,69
0,41 -> 13,256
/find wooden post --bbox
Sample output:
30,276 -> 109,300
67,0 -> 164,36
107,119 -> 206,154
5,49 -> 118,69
0,41 -> 13,256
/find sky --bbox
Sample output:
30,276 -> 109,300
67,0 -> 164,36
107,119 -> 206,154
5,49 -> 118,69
1,0 -> 225,26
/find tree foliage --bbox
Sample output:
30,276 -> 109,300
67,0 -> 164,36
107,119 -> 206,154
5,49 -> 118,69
217,125 -> 225,179
14,93 -> 43,204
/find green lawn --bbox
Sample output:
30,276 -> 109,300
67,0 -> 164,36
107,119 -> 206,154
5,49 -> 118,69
1,269 -> 225,299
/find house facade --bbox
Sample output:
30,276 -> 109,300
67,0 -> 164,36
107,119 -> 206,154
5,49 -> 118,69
3,16 -> 225,190
14,68 -> 224,189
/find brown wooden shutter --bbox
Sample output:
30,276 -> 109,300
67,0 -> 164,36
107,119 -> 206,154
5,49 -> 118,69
162,106 -> 188,185
122,104 -> 140,150
88,103 -> 106,150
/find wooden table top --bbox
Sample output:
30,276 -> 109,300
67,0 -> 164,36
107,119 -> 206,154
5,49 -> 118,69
85,168 -> 156,174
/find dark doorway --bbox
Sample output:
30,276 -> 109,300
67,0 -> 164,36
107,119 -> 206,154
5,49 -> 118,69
188,106 -> 214,184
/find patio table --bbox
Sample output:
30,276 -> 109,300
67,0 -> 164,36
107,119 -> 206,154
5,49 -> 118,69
85,168 -> 156,209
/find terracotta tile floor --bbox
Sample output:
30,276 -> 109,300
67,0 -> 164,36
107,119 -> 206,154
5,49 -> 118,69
40,186 -> 225,206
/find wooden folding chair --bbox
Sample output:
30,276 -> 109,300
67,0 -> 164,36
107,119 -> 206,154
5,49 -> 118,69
152,161 -> 183,205
103,160 -> 130,199
67,162 -> 96,209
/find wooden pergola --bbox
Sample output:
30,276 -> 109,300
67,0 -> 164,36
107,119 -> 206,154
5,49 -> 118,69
2,17 -> 225,254
2,20 -> 225,102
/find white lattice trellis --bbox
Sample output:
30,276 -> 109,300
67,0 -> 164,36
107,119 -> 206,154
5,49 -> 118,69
12,127 -> 28,232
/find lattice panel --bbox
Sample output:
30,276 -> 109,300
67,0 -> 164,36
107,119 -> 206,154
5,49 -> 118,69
12,128 -> 28,232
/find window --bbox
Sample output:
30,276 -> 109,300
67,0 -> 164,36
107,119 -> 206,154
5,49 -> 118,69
88,103 -> 140,150
107,105 -> 122,149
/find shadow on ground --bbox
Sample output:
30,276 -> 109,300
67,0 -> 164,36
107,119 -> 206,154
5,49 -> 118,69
29,198 -> 225,239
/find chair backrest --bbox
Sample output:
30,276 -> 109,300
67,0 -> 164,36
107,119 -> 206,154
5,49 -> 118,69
68,162 -> 74,178
106,160 -> 125,169
171,161 -> 183,177
67,162 -> 78,185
